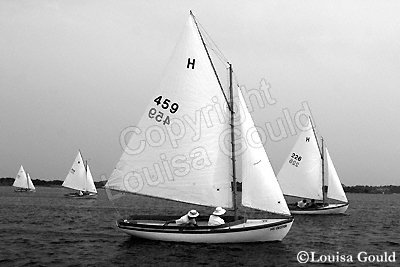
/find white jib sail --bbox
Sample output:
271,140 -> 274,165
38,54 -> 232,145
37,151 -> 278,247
238,88 -> 290,215
13,165 -> 29,189
62,151 -> 87,192
85,165 -> 97,193
27,173 -> 35,190
277,120 -> 323,200
325,148 -> 348,203
106,14 -> 233,208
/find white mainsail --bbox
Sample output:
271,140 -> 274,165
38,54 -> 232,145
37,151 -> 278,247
62,151 -> 88,192
325,148 -> 348,203
13,165 -> 34,190
106,15 -> 232,207
85,165 -> 97,194
238,89 -> 290,215
277,123 -> 323,200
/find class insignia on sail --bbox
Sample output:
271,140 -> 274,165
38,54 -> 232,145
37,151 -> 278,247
105,11 -> 294,243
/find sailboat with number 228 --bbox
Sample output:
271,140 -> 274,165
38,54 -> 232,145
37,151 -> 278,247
105,11 -> 293,243
277,117 -> 349,215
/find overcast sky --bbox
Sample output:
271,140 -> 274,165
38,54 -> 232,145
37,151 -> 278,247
1,0 -> 399,186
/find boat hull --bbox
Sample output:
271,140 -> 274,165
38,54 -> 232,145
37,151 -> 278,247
116,216 -> 294,243
64,192 -> 97,199
290,203 -> 349,215
14,188 -> 35,192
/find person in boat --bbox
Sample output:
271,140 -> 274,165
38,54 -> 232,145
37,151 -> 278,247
78,191 -> 83,196
208,207 -> 226,226
176,210 -> 199,227
297,199 -> 307,208
307,199 -> 317,208
164,210 -> 199,227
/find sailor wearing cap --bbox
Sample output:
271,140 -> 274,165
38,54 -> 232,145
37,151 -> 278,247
208,207 -> 226,226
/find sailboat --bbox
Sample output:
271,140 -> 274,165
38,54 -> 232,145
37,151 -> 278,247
105,11 -> 293,243
62,151 -> 97,198
13,165 -> 35,192
277,117 -> 349,215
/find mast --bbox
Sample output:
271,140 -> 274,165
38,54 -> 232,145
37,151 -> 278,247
309,116 -> 326,203
85,160 -> 88,192
80,149 -> 86,192
191,11 -> 236,212
321,137 -> 327,205
228,63 -> 238,219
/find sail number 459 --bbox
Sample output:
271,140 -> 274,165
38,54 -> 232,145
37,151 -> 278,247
289,153 -> 302,167
148,96 -> 180,125
154,95 -> 179,113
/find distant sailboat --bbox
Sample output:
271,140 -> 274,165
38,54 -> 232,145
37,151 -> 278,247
277,117 -> 349,214
105,11 -> 293,243
13,165 -> 35,192
62,151 -> 97,198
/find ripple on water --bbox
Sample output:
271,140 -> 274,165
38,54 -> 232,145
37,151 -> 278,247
1,188 -> 399,266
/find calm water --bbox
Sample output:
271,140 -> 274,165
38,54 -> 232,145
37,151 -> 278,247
0,187 -> 399,266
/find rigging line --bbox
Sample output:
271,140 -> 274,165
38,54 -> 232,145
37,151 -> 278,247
109,198 -> 122,218
196,19 -> 229,64
191,12 -> 232,111
105,187 -> 122,217
203,34 -> 228,63
199,29 -> 228,65
232,71 -> 242,87
205,42 -> 229,66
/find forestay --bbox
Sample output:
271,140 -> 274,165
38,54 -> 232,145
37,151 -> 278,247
106,15 -> 233,207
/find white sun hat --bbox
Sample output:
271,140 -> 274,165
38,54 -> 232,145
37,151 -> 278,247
213,207 -> 226,216
187,210 -> 199,218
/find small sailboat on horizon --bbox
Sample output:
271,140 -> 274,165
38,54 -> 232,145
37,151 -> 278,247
13,165 -> 35,192
105,11 -> 293,243
62,151 -> 97,198
277,117 -> 349,215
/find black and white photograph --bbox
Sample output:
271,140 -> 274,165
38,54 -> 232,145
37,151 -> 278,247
0,0 -> 399,266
